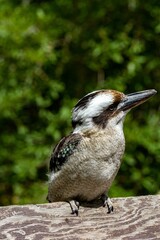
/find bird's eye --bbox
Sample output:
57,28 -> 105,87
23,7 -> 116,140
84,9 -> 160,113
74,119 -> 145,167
108,103 -> 117,111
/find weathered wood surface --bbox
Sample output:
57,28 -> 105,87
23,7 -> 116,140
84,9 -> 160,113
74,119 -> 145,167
0,195 -> 160,240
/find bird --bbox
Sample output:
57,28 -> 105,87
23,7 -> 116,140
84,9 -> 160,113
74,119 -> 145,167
47,89 -> 157,215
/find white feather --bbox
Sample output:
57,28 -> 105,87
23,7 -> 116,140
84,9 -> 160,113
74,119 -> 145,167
49,172 -> 55,182
73,93 -> 114,121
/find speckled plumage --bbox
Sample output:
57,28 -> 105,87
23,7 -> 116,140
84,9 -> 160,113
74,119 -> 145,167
48,126 -> 125,202
47,89 -> 157,215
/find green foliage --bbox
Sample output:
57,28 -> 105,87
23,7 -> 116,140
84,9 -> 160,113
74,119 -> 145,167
0,0 -> 159,205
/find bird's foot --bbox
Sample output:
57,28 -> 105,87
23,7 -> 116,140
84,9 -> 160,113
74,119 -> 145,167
68,200 -> 80,216
101,194 -> 114,214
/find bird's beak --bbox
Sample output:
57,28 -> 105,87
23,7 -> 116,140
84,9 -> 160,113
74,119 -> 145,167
118,89 -> 157,112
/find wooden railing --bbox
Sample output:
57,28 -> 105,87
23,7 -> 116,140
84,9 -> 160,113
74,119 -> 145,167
0,195 -> 160,239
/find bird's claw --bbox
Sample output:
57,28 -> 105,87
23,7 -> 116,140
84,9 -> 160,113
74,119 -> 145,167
101,194 -> 114,213
68,200 -> 79,216
106,204 -> 114,214
71,209 -> 79,216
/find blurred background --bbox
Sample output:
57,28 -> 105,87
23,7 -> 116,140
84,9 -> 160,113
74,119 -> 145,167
0,0 -> 159,206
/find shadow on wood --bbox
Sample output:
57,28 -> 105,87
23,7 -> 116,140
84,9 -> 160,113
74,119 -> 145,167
0,195 -> 160,239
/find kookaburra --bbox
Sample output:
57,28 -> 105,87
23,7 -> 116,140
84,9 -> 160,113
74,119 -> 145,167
47,89 -> 157,215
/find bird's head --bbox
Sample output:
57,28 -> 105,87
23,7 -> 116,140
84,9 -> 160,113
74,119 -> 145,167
72,89 -> 157,133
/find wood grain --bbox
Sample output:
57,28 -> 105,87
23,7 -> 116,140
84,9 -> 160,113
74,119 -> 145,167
0,195 -> 160,239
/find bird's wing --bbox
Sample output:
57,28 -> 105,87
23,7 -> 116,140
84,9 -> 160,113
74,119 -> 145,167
49,133 -> 82,173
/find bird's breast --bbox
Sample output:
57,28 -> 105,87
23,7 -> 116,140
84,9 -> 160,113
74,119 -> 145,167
48,128 -> 125,202
81,128 -> 125,162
